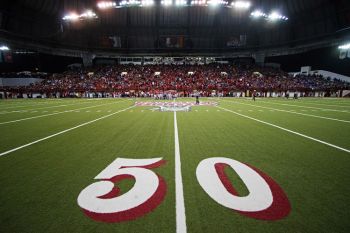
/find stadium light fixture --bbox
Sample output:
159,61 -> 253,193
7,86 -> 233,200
0,45 -> 10,51
141,0 -> 154,6
191,0 -> 206,5
161,0 -> 173,6
207,0 -> 228,7
119,0 -> 141,6
97,1 -> 117,9
62,13 -> 80,21
250,10 -> 266,18
338,43 -> 350,50
80,10 -> 98,19
267,12 -> 288,21
231,1 -> 251,9
175,0 -> 187,6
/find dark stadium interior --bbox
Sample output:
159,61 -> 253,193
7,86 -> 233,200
1,2 -> 350,233
1,0 -> 350,51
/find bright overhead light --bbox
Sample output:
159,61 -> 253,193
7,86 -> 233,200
339,43 -> 350,50
97,1 -> 117,9
267,11 -> 288,21
119,0 -> 141,6
231,1 -> 251,9
62,13 -> 80,21
175,0 -> 187,6
161,0 -> 173,6
207,0 -> 228,6
141,0 -> 154,6
0,45 -> 10,51
250,10 -> 266,18
80,10 -> 97,19
191,0 -> 206,5
63,10 -> 98,21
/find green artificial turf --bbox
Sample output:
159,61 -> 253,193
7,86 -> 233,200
0,97 -> 349,233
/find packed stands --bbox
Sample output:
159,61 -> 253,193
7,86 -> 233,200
1,64 -> 349,97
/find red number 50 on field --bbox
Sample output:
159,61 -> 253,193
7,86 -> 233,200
77,157 -> 290,223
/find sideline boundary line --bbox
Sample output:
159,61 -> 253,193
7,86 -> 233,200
0,100 -> 107,114
223,100 -> 350,123
254,100 -> 350,113
217,106 -> 350,154
0,105 -> 135,157
0,100 -> 129,125
174,111 -> 187,233
291,101 -> 350,108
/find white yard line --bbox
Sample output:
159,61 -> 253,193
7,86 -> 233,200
253,100 -> 350,113
0,101 -> 80,110
217,106 -> 350,154
174,111 -> 187,233
294,101 -> 350,108
0,105 -> 135,157
223,100 -> 350,123
0,100 -> 129,125
0,101 -> 107,114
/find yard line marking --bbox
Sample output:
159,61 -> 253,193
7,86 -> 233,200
217,106 -> 350,154
174,111 -> 187,233
296,101 -> 350,108
0,102 -> 63,110
255,100 -> 350,113
223,100 -> 350,123
0,100 -> 97,112
0,105 -> 135,157
0,100 -> 129,125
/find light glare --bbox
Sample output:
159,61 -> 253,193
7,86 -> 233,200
141,0 -> 154,6
251,10 -> 266,18
62,13 -> 80,21
207,0 -> 228,6
97,1 -> 117,9
0,45 -> 10,51
338,43 -> 350,50
267,12 -> 288,21
161,0 -> 173,5
176,0 -> 187,6
232,1 -> 251,9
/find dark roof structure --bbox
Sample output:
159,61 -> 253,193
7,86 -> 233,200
0,0 -> 349,55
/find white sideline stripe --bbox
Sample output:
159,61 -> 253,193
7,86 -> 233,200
0,102 -> 61,110
255,100 -> 350,113
174,111 -> 187,233
0,100 -> 82,110
217,106 -> 350,154
0,100 -> 129,125
224,100 -> 350,123
295,101 -> 350,108
0,105 -> 135,157
0,101 -> 107,114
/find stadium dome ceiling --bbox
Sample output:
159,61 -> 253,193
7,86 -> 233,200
0,0 -> 349,54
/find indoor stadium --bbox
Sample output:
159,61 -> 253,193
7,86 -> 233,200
0,1 -> 350,233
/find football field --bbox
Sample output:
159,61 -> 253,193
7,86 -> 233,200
0,97 -> 349,233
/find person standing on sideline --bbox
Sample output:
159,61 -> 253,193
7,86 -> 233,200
252,90 -> 257,101
196,94 -> 200,105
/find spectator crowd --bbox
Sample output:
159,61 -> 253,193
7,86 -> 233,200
1,64 -> 349,97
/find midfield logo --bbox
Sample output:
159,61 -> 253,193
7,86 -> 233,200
77,157 -> 290,223
135,101 -> 218,107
